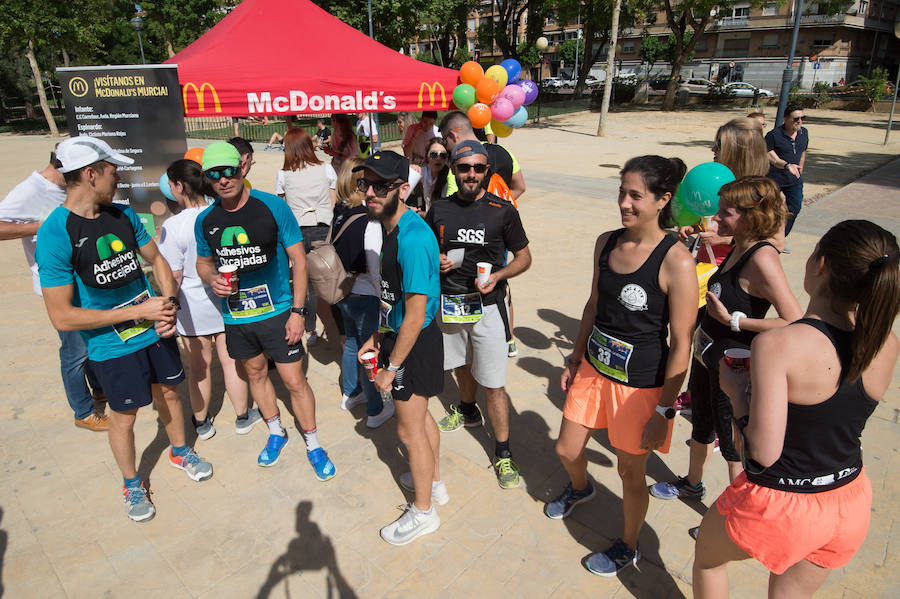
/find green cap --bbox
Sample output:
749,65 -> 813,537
201,141 -> 241,171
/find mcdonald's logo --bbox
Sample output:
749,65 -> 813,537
418,81 -> 447,109
182,82 -> 222,113
222,226 -> 249,246
97,234 -> 126,260
69,77 -> 89,98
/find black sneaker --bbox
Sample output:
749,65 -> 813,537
584,538 -> 640,577
437,403 -> 484,432
544,482 -> 596,519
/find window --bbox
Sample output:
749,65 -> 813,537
467,18 -> 476,32
622,41 -> 635,54
762,33 -> 779,48
468,39 -> 475,52
762,3 -> 778,15
723,38 -> 751,56
858,0 -> 868,15
732,5 -> 750,18
812,39 -> 833,47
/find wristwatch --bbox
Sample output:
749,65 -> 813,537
730,311 -> 747,332
291,307 -> 308,317
386,360 -> 401,372
655,404 -> 676,420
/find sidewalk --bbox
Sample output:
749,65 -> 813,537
0,109 -> 897,598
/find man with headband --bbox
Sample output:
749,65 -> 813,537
425,140 -> 532,489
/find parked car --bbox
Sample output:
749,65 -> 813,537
540,77 -> 564,89
724,82 -> 775,97
680,78 -> 714,94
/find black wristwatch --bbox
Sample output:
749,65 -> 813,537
291,307 -> 308,317
655,404 -> 676,420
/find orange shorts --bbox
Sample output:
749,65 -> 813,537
562,358 -> 671,455
716,470 -> 872,574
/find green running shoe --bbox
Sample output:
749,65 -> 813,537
494,456 -> 520,489
437,403 -> 483,432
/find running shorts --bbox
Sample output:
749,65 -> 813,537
379,320 -> 444,402
88,337 -> 185,413
225,309 -> 305,363
440,303 -> 508,388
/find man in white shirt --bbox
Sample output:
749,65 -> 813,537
0,149 -> 108,431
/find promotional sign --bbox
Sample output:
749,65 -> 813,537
57,65 -> 187,236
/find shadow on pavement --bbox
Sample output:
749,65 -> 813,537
256,501 -> 357,599
0,507 -> 6,597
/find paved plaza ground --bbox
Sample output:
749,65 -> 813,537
0,106 -> 897,598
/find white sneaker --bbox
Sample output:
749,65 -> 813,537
380,503 -> 440,546
398,472 -> 450,506
340,392 -> 365,410
366,400 -> 395,428
235,407 -> 262,435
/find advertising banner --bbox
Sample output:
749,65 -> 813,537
57,64 -> 187,236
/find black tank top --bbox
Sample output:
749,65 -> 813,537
587,230 -> 676,388
700,241 -> 774,347
747,318 -> 878,493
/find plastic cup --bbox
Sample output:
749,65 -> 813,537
477,262 -> 492,284
361,351 -> 378,381
218,264 -> 238,295
723,348 -> 751,370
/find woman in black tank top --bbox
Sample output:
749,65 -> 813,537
545,156 -> 698,576
650,178 -> 802,512
693,220 -> 900,598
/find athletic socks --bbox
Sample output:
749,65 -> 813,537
495,440 -> 511,459
266,413 -> 286,437
170,444 -> 189,457
123,475 -> 141,488
302,427 -> 321,452
459,401 -> 480,418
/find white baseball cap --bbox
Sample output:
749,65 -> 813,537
55,136 -> 134,173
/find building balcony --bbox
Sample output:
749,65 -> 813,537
708,16 -> 749,30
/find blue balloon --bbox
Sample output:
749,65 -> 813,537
504,106 -> 528,129
159,172 -> 176,202
500,58 -> 522,84
679,162 -> 736,216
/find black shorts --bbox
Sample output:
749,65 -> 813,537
225,309 -> 305,363
88,337 -> 185,413
379,319 -> 444,402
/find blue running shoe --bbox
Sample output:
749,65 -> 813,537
584,538 -> 641,577
307,447 -> 336,481
258,433 -> 288,467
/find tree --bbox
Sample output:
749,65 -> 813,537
858,66 -> 890,111
638,34 -> 665,76
314,0 -> 427,54
658,0 -> 721,111
420,0 -> 477,67
140,1 -> 233,58
557,38 -> 584,72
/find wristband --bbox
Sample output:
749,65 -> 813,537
730,311 -> 747,332
386,361 -> 401,372
291,307 -> 308,317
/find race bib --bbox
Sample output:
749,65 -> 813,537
227,284 -> 275,319
112,290 -> 154,342
586,326 -> 634,383
692,327 -> 714,364
378,299 -> 394,333
441,293 -> 483,323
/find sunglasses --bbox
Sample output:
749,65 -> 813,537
792,116 -> 804,122
429,151 -> 448,159
204,166 -> 241,181
357,178 -> 401,196
455,163 -> 489,174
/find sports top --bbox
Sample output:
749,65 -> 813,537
425,192 -> 528,304
195,189 -> 303,325
588,229 -> 677,388
36,204 -> 159,361
379,209 -> 440,333
747,318 -> 877,493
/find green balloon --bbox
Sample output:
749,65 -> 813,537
679,162 -> 736,216
452,83 -> 477,110
671,188 -> 701,227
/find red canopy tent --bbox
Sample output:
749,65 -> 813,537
165,0 -> 459,117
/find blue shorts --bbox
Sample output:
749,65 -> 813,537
88,337 -> 185,413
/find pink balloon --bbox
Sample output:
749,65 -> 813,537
491,97 -> 515,122
500,84 -> 526,109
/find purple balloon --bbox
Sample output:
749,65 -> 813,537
491,97 -> 515,122
518,80 -> 539,106
499,84 -> 526,109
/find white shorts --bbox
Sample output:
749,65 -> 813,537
440,303 -> 508,389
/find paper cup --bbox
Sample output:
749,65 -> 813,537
218,264 -> 238,294
476,262 -> 492,284
361,351 -> 378,381
723,348 -> 751,370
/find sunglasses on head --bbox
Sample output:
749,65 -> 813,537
357,178 -> 401,196
204,166 -> 241,181
429,151 -> 448,159
455,163 -> 488,174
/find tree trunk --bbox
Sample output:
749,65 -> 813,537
661,47 -> 685,111
26,39 -> 59,136
598,0 -> 622,136
62,48 -> 70,67
166,39 -> 176,58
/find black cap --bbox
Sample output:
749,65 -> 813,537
352,151 -> 409,181
422,110 -> 438,119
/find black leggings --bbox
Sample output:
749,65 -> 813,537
688,357 -> 740,463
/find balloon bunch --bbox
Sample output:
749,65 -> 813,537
672,162 -> 736,225
452,59 -> 538,138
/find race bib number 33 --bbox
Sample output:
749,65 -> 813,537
586,326 -> 634,383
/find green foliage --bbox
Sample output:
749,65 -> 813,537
516,42 -> 541,69
639,35 -> 665,72
705,82 -> 736,104
451,47 -> 471,70
858,67 -> 890,106
811,81 -> 833,107
557,39 -> 584,69
415,51 -> 438,65
314,0 -> 427,55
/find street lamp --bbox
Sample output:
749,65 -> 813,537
130,15 -> 146,65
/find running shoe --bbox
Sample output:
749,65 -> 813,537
122,482 -> 154,522
305,331 -> 318,347
584,539 -> 641,577
544,482 -> 596,519
235,407 -> 262,435
307,447 -> 336,481
340,392 -> 365,410
168,448 -> 213,481
437,403 -> 483,432
494,456 -> 521,489
507,341 -> 519,357
192,416 -> 216,441
366,399 -> 395,428
380,503 -> 440,546
258,433 -> 288,467
398,472 -> 450,506
649,476 -> 706,501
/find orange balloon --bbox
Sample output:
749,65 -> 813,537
475,77 -> 500,105
459,61 -> 484,87
467,103 -> 492,129
184,147 -> 204,164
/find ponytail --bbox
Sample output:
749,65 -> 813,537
816,220 -> 900,381
167,159 -> 213,205
620,155 -> 687,228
